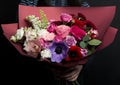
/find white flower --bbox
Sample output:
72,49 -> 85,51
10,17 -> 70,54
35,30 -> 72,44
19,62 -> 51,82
10,36 -> 17,42
25,27 -> 37,41
37,29 -> 49,38
40,49 -> 51,59
16,27 -> 24,40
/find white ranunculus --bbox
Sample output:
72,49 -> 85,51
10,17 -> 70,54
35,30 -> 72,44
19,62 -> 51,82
40,49 -> 51,59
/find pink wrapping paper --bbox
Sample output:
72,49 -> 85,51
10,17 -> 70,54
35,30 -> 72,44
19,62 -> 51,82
19,5 -> 116,40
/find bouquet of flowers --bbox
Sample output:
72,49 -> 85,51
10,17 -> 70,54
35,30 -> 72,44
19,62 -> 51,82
10,10 -> 102,84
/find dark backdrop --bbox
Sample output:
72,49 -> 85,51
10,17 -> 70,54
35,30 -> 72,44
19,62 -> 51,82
0,0 -> 120,85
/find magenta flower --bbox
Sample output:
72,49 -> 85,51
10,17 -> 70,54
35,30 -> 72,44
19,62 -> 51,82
60,13 -> 72,23
49,41 -> 68,63
47,22 -> 57,33
70,25 -> 86,40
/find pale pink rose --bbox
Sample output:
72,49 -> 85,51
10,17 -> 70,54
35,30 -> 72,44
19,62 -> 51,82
43,33 -> 55,41
56,25 -> 70,39
60,13 -> 72,23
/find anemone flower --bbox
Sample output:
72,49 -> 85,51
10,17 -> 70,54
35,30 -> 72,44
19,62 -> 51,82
49,41 -> 68,63
65,46 -> 83,62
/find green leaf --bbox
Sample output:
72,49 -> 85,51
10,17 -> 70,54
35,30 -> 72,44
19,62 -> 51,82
39,10 -> 49,29
88,39 -> 102,46
80,41 -> 87,48
83,35 -> 90,41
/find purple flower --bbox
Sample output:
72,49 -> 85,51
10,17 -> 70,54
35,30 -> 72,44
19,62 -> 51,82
49,41 -> 68,63
65,36 -> 77,46
60,13 -> 72,23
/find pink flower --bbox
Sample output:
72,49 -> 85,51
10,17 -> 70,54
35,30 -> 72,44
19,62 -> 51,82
23,40 -> 41,58
39,38 -> 51,49
90,29 -> 98,38
60,13 -> 72,23
47,22 -> 57,33
43,33 -> 55,41
70,25 -> 86,40
56,25 -> 70,39
65,36 -> 77,46
54,35 -> 63,42
81,49 -> 88,57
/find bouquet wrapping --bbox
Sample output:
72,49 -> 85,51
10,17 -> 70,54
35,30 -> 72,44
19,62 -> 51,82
1,5 -> 118,85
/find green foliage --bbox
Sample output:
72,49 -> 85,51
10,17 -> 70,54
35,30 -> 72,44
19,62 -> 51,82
39,10 -> 49,29
88,39 -> 102,46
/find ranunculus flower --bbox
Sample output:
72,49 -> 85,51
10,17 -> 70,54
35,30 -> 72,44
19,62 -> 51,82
85,20 -> 97,30
60,13 -> 72,23
56,25 -> 70,39
70,25 -> 86,40
73,18 -> 86,29
65,35 -> 77,46
64,46 -> 83,62
49,41 -> 68,63
78,13 -> 86,20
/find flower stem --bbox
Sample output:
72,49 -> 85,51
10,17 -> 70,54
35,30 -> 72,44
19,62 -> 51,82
75,80 -> 80,85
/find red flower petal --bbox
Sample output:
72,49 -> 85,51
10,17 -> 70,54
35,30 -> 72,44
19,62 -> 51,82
64,46 -> 83,62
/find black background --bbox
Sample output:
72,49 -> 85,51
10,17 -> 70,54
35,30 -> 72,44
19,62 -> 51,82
0,0 -> 120,85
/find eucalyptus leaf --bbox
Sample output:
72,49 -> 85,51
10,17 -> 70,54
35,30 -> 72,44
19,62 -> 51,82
88,39 -> 102,46
80,41 -> 87,48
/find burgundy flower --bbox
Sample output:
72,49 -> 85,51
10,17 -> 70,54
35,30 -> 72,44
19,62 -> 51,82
73,18 -> 86,29
64,46 -> 83,62
78,13 -> 86,20
70,25 -> 86,40
85,20 -> 97,30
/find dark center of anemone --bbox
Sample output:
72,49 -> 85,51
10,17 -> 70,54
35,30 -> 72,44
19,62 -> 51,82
69,51 -> 77,58
55,46 -> 63,54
